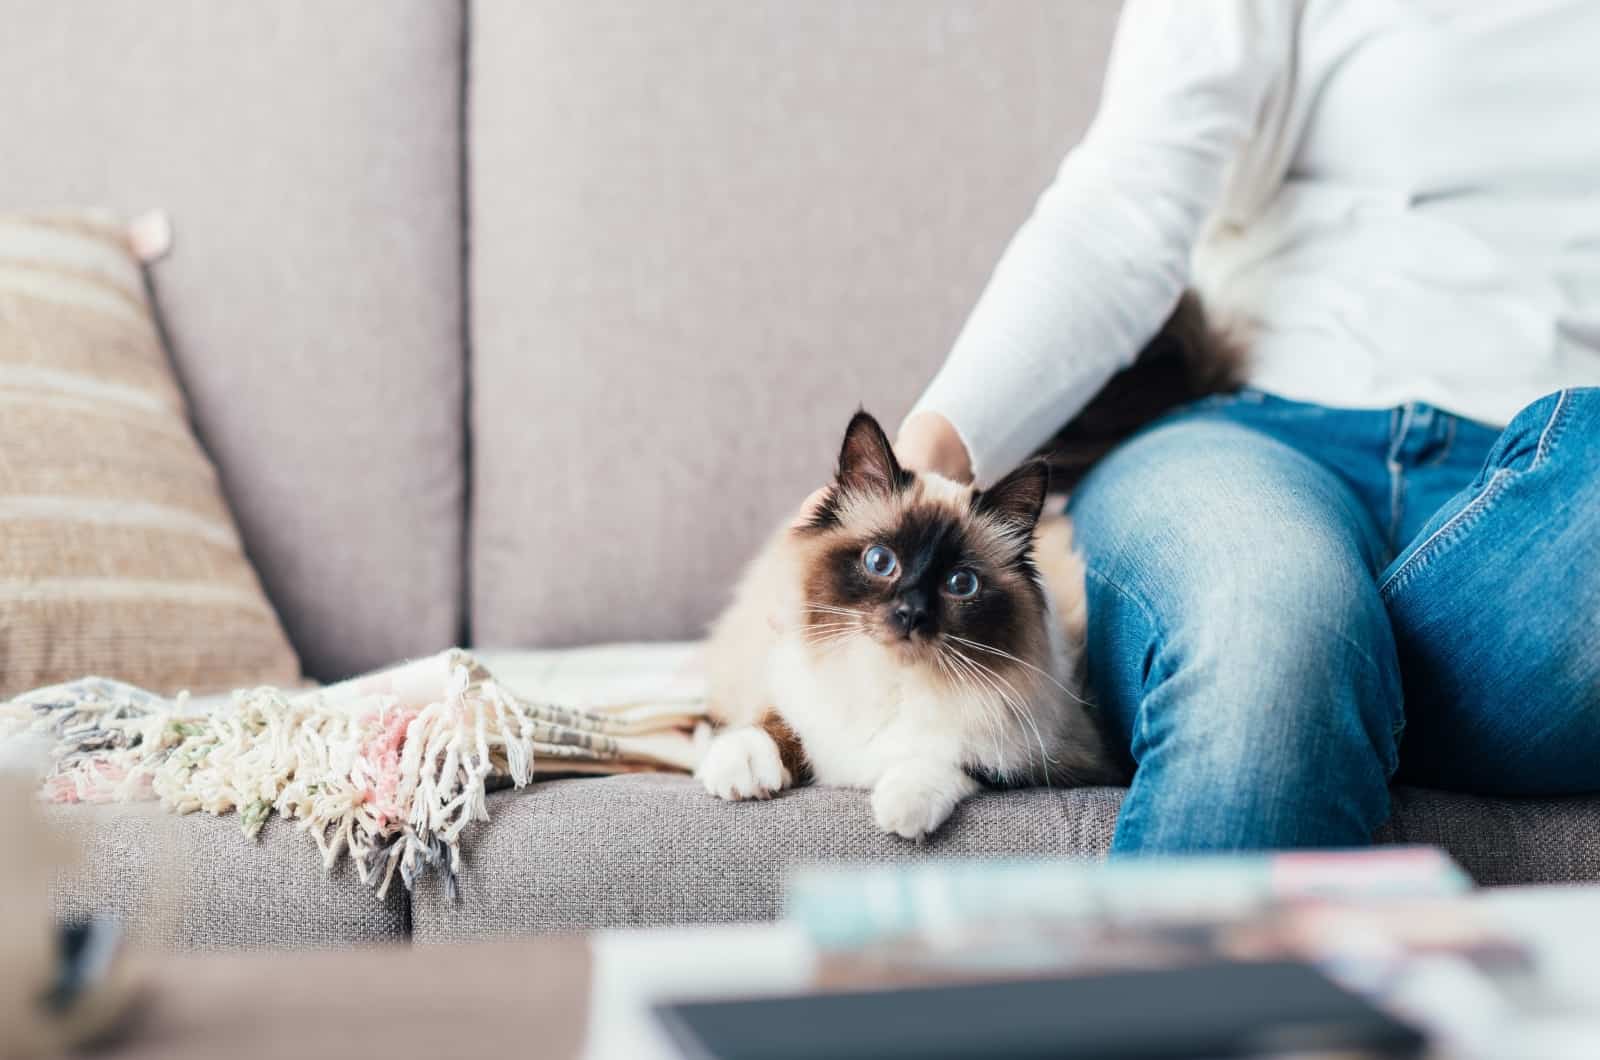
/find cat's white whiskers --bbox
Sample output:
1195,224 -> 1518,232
943,646 -> 1024,779
800,627 -> 857,652
947,656 -> 998,771
937,649 -> 1006,772
799,616 -> 862,652
974,658 -> 1055,777
947,633 -> 1092,709
802,602 -> 870,620
950,648 -> 1055,785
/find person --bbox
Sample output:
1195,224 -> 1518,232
891,0 -> 1600,852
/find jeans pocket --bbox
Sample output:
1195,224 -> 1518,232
1470,389 -> 1570,482
1379,390 -> 1572,600
1380,470 -> 1512,600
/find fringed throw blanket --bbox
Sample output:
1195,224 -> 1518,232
0,647 -> 707,899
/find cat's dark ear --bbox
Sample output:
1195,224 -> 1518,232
836,410 -> 911,497
975,459 -> 1049,531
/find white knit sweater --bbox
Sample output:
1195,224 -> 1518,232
908,0 -> 1600,485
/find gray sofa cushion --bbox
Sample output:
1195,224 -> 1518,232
48,778 -> 1600,950
468,0 -> 1123,648
49,803 -> 406,951
409,776 -> 1600,943
1379,787 -> 1600,885
0,1 -> 466,679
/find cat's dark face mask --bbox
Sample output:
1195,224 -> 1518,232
797,411 -> 1051,664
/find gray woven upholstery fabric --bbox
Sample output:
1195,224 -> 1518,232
411,776 -> 1121,943
0,1 -> 466,679
48,803 -> 406,952
46,779 -> 1600,949
469,0 -> 1123,648
410,776 -> 1600,943
1376,787 -> 1600,886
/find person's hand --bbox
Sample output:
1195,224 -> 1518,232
785,411 -> 973,536
895,410 -> 973,483
773,411 -> 972,632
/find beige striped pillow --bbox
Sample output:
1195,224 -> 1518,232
0,211 -> 301,699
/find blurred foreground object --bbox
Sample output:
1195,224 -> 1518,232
0,752 -> 137,1058
786,846 -> 1472,952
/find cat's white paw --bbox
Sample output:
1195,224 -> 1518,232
870,765 -> 978,841
697,726 -> 791,801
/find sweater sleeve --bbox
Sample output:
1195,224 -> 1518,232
903,0 -> 1292,486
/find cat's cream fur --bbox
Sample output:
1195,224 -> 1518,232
697,413 -> 1120,840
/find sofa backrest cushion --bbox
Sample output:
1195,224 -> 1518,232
0,0 -> 465,679
469,0 -> 1121,647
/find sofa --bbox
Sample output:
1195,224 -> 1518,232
10,1 -> 1600,952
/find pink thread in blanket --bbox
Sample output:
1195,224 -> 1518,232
40,758 -> 144,804
43,774 -> 80,803
357,707 -> 418,829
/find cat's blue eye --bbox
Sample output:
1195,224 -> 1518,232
945,569 -> 980,598
862,544 -> 898,578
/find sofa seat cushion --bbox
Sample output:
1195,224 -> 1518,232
409,776 -> 1600,943
49,802 -> 406,952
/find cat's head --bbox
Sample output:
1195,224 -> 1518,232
793,410 -> 1052,667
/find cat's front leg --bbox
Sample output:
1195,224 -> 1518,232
871,761 -> 979,840
696,723 -> 793,801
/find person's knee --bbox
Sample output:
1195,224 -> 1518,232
1085,525 -> 1403,790
1074,414 -> 1404,759
1140,571 -> 1400,826
1119,617 -> 1399,849
1073,421 -> 1386,634
1071,418 -> 1384,605
1157,596 -> 1401,776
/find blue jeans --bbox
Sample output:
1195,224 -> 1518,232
1067,387 -> 1600,853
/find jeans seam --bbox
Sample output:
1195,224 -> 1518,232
1317,616 -> 1395,690
1533,388 -> 1572,468
1380,390 -> 1572,600
1082,565 -> 1165,757
1384,405 -> 1411,553
1421,415 -> 1457,468
1379,468 -> 1512,599
1316,613 -> 1407,775
1083,565 -> 1166,640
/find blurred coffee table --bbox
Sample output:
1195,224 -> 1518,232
90,922 -> 813,1060
89,887 -> 1600,1060
101,935 -> 593,1059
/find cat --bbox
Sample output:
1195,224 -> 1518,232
695,294 -> 1238,839
697,411 -> 1125,839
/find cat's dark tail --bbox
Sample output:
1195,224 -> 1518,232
1036,291 -> 1244,491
